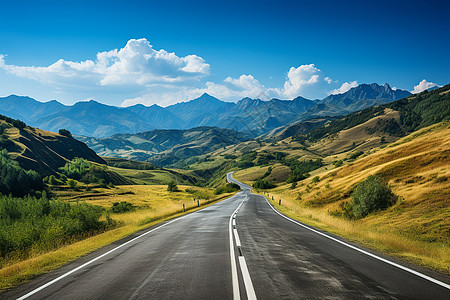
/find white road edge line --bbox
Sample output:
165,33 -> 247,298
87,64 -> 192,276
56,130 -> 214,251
17,194 -> 239,300
17,217 -> 184,300
238,257 -> 257,300
258,194 -> 450,290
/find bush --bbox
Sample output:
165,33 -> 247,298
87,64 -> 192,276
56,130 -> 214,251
0,149 -> 43,196
111,201 -> 134,213
67,179 -> 77,189
215,183 -> 240,194
349,151 -> 364,160
167,181 -> 179,192
351,175 -> 397,218
58,129 -> 72,137
253,179 -> 275,189
0,193 -> 107,258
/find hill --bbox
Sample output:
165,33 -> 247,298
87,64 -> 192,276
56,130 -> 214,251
0,83 -> 411,137
0,114 -> 105,176
234,121 -> 450,272
78,126 -> 252,166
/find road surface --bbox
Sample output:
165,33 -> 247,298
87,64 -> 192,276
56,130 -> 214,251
2,172 -> 449,299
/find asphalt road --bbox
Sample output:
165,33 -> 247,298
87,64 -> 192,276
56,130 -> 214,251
3,172 -> 449,299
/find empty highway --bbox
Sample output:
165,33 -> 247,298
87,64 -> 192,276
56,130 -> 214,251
2,172 -> 449,299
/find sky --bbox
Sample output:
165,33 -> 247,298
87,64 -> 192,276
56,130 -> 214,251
0,0 -> 448,107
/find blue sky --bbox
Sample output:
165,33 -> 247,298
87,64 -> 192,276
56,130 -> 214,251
0,0 -> 448,106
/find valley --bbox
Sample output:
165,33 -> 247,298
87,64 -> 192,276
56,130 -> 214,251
0,83 -> 449,297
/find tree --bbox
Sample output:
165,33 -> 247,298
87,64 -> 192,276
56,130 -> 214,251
167,181 -> 179,192
351,175 -> 397,218
67,179 -> 77,189
59,129 -> 72,137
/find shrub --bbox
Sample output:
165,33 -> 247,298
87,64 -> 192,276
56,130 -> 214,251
253,179 -> 275,189
351,175 -> 397,218
58,129 -> 72,137
215,183 -> 240,194
111,201 -> 134,213
349,151 -> 364,160
333,160 -> 343,168
67,179 -> 77,189
0,149 -> 43,196
167,181 -> 179,192
0,193 -> 107,258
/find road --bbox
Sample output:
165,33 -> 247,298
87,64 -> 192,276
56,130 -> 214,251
3,172 -> 449,299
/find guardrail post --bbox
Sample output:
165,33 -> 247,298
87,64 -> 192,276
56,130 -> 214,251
294,205 -> 296,213
197,200 -> 199,207
183,203 -> 185,212
279,199 -> 281,205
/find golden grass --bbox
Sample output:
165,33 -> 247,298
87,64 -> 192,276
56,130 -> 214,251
256,122 -> 450,273
309,109 -> 401,156
0,185 -> 232,291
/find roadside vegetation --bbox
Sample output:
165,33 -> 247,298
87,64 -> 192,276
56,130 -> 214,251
244,122 -> 450,273
0,184 -> 233,290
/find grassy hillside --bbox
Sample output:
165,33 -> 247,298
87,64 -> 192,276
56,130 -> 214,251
236,122 -> 449,272
0,114 -> 105,176
306,83 -> 450,143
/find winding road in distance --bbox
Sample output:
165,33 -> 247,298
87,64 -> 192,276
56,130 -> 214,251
3,172 -> 449,299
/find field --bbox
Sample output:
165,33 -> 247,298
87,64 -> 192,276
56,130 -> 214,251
235,122 -> 450,273
0,185 -> 232,290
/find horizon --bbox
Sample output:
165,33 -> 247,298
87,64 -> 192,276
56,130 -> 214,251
2,81 -> 417,108
0,0 -> 448,107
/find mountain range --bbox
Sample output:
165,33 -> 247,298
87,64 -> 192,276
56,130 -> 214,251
0,83 -> 411,138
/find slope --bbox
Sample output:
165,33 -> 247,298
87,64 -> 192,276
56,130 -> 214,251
0,114 -> 105,176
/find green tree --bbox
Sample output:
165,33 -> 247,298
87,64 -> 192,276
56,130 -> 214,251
58,128 -> 72,137
67,179 -> 77,189
351,175 -> 397,218
167,181 -> 179,192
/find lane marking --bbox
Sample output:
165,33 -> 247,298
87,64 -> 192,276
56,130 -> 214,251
17,194 -> 241,300
233,229 -> 241,247
229,199 -> 245,300
257,194 -> 450,290
238,257 -> 257,300
227,172 -> 257,299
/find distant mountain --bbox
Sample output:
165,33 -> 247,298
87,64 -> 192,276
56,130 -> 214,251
323,83 -> 411,111
0,95 -> 69,122
0,83 -> 412,137
77,126 -> 252,166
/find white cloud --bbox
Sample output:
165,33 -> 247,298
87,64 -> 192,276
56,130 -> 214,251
278,64 -> 321,98
411,79 -> 438,94
324,76 -> 332,84
0,38 -> 210,89
330,81 -> 358,95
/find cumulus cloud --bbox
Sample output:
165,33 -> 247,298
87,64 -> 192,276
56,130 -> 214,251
411,79 -> 439,94
324,77 -> 332,84
0,38 -> 210,89
278,64 -> 321,98
330,81 -> 359,95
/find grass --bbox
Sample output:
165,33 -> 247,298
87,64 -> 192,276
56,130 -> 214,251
0,185 -> 233,291
252,122 -> 450,274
